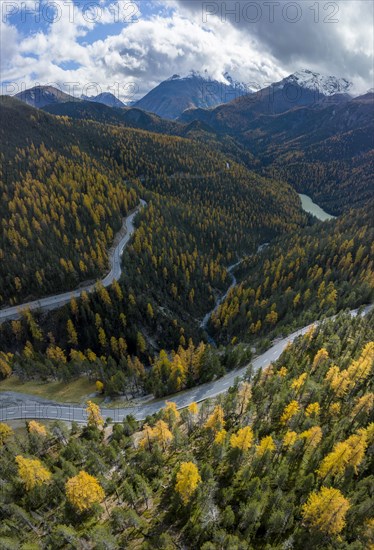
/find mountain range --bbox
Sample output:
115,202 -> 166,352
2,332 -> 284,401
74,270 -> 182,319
179,69 -> 353,129
14,71 -> 250,117
13,69 -> 354,119
14,86 -> 126,109
9,69 -> 373,214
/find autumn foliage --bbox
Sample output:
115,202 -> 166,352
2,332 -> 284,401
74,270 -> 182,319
65,471 -> 105,512
302,487 -> 350,535
175,462 -> 201,505
15,455 -> 51,491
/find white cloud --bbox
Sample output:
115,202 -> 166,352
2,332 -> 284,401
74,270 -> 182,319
1,0 -> 372,100
176,0 -> 374,93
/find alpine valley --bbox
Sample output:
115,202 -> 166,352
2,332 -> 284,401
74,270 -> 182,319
0,61 -> 373,550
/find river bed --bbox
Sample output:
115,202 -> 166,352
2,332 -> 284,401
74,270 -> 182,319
201,194 -> 335,344
200,245 -> 269,345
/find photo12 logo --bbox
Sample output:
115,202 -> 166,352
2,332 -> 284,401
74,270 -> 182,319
202,1 -> 340,24
2,1 -> 141,24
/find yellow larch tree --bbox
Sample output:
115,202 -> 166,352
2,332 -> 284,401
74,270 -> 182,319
230,426 -> 254,451
305,324 -> 316,341
328,401 -> 341,417
302,487 -> 350,535
15,456 -> 51,491
0,353 -> 12,378
351,393 -> 373,419
46,345 -> 67,364
175,462 -> 201,505
280,401 -> 300,424
283,430 -> 298,448
325,365 -> 350,397
138,424 -> 155,451
65,470 -> 105,512
305,402 -> 321,417
95,380 -> 104,394
346,342 -> 374,387
0,423 -> 13,445
236,382 -> 252,416
256,435 -> 276,457
205,405 -> 225,433
163,401 -> 180,427
86,400 -> 104,428
300,426 -> 323,451
291,373 -> 307,394
66,319 -> 78,346
312,348 -> 329,373
28,420 -> 47,437
139,421 -> 174,451
170,354 -> 187,391
188,402 -> 198,416
317,428 -> 368,479
318,441 -> 351,480
214,429 -> 227,445
153,420 -> 173,450
344,429 -> 369,473
278,367 -> 288,378
325,342 -> 374,397
112,279 -> 123,301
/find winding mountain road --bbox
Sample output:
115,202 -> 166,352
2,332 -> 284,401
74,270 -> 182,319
0,306 -> 371,424
0,200 -> 146,324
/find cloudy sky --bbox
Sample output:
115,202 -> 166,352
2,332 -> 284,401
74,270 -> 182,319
1,0 -> 373,100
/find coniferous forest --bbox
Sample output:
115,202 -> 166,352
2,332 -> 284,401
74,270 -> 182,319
0,312 -> 373,548
0,62 -> 373,550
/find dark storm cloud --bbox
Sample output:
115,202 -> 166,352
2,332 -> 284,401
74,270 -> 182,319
176,0 -> 374,89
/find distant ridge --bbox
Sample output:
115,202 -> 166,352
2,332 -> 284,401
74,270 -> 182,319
81,92 -> 125,108
15,85 -> 79,108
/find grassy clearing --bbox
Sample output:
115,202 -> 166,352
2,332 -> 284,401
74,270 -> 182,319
0,376 -> 97,403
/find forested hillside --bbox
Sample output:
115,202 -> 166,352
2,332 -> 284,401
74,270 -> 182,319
0,144 -> 138,304
43,100 -> 257,168
0,311 -> 373,549
0,96 -> 303,308
0,96 -> 306,371
180,92 -> 374,214
211,202 -> 374,345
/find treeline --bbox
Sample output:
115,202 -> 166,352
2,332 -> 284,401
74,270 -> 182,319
211,202 -> 374,345
0,311 -> 373,548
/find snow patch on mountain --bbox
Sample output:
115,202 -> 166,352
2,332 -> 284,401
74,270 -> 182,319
276,69 -> 352,96
167,70 -> 250,90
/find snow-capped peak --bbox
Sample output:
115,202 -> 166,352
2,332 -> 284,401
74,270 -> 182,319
276,69 -> 352,96
166,71 -> 251,92
167,70 -> 214,82
223,72 -> 253,93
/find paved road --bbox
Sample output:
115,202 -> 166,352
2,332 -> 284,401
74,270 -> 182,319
0,305 -> 370,424
0,201 -> 146,324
